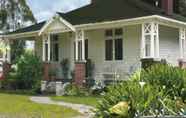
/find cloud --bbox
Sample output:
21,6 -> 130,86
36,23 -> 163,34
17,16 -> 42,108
26,0 -> 90,22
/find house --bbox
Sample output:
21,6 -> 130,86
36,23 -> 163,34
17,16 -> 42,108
1,0 -> 186,86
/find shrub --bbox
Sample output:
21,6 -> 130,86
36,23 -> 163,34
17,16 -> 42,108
63,83 -> 89,96
96,64 -> 186,117
141,64 -> 186,98
1,52 -> 43,94
16,52 -> 43,90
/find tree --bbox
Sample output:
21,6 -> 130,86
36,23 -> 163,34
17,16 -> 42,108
0,0 -> 36,63
179,0 -> 186,16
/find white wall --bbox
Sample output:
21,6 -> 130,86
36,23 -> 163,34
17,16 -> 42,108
86,25 -> 142,80
159,25 -> 180,66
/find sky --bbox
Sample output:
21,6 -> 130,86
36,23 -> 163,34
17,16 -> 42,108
26,0 -> 91,22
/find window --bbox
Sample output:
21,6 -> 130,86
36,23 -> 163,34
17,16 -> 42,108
85,39 -> 88,60
115,38 -> 123,60
105,40 -> 113,60
51,35 -> 59,61
145,35 -> 151,57
105,28 -> 123,61
74,39 -> 87,61
78,40 -> 82,60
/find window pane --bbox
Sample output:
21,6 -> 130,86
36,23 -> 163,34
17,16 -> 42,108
45,43 -> 48,61
115,39 -> 123,60
115,28 -> 123,36
78,41 -> 82,60
74,42 -> 76,60
85,39 -> 88,60
154,35 -> 157,57
54,43 -> 59,61
105,30 -> 113,37
145,35 -> 151,57
105,40 -> 113,60
51,34 -> 59,61
53,35 -> 58,41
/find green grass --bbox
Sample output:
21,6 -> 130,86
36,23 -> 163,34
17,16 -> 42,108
0,93 -> 81,118
51,96 -> 101,107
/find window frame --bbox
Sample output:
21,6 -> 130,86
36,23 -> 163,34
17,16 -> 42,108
50,34 -> 59,62
105,28 -> 123,61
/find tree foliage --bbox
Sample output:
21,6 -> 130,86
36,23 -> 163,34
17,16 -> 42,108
0,0 -> 36,63
0,0 -> 36,32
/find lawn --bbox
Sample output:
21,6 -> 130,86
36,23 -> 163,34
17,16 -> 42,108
51,96 -> 101,107
0,93 -> 80,118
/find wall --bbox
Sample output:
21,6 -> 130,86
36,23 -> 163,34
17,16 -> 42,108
159,25 -> 180,66
86,25 -> 142,80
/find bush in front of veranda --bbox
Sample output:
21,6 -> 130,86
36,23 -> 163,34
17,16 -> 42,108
62,83 -> 90,96
141,64 -> 186,100
95,64 -> 186,117
0,52 -> 43,94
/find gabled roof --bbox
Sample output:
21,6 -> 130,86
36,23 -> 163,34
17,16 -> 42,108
58,0 -> 186,25
5,21 -> 46,35
5,0 -> 186,35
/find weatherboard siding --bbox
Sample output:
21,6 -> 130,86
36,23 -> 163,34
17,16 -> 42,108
34,24 -> 183,80
86,25 -> 142,80
159,25 -> 180,66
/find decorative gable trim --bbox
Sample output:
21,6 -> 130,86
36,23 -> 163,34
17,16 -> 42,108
39,13 -> 75,36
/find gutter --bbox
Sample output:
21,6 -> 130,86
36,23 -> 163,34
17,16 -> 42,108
3,15 -> 186,39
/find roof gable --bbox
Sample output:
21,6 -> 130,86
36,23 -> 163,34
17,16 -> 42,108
39,14 -> 75,35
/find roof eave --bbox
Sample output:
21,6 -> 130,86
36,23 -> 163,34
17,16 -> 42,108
3,15 -> 186,39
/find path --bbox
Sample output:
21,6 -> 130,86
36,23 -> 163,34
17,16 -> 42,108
30,96 -> 95,118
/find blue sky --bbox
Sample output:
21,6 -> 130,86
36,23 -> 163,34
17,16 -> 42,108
26,0 -> 91,22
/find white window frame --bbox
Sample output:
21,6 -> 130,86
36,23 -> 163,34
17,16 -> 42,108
105,28 -> 123,61
179,28 -> 186,59
43,34 -> 60,62
75,30 -> 85,61
141,22 -> 159,59
42,35 -> 50,62
50,34 -> 59,62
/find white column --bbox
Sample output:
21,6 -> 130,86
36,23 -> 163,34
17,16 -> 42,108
75,30 -> 85,61
142,22 -> 159,58
141,23 -> 145,58
179,28 -> 186,59
48,34 -> 51,62
75,32 -> 78,61
156,23 -> 160,58
81,30 -> 85,61
42,35 -> 46,61
150,22 -> 155,58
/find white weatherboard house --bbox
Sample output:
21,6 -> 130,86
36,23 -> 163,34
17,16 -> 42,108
1,0 -> 186,85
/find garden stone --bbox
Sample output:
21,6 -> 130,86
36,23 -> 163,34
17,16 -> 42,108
41,81 -> 47,92
56,81 -> 63,96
